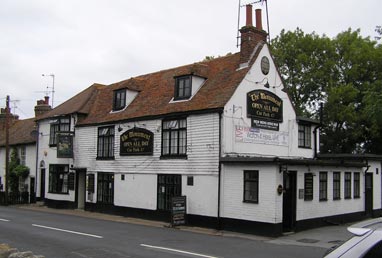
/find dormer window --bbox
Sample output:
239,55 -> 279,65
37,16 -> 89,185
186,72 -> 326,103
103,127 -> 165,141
175,75 -> 192,100
113,89 -> 126,111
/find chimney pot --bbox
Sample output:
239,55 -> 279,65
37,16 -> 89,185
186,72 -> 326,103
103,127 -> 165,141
44,96 -> 49,105
255,9 -> 263,30
245,5 -> 253,27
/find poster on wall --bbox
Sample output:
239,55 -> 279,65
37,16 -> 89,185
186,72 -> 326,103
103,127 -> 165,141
235,125 -> 288,146
57,133 -> 74,158
120,127 -> 154,156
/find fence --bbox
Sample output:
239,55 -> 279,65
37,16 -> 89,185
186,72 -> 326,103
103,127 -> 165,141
0,191 -> 35,205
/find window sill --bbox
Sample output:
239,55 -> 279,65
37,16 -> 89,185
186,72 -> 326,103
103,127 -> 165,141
160,155 -> 188,160
354,196 -> 360,199
243,200 -> 258,204
298,146 -> 312,149
333,198 -> 341,201
344,197 -> 352,200
319,199 -> 328,202
48,192 -> 69,195
96,157 -> 115,160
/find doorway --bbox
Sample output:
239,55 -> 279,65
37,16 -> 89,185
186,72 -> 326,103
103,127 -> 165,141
157,174 -> 181,211
75,169 -> 86,209
283,171 -> 297,232
40,169 -> 45,200
365,173 -> 373,216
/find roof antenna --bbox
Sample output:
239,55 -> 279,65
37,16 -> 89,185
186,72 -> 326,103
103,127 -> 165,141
236,0 -> 271,46
236,0 -> 241,48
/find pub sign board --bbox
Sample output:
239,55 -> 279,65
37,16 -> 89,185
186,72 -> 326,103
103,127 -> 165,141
247,90 -> 283,123
120,127 -> 154,156
57,133 -> 74,158
171,196 -> 187,226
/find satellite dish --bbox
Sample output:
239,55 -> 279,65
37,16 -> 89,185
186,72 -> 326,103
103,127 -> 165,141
30,130 -> 40,139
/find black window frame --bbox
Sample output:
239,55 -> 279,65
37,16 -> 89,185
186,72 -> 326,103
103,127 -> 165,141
161,118 -> 187,158
113,88 -> 126,111
304,173 -> 314,201
333,172 -> 341,200
49,116 -> 71,146
319,172 -> 328,201
174,75 -> 192,100
298,124 -> 311,148
344,172 -> 352,199
243,170 -> 259,203
97,126 -> 115,160
48,164 -> 69,194
354,172 -> 360,198
157,174 -> 182,211
97,172 -> 114,204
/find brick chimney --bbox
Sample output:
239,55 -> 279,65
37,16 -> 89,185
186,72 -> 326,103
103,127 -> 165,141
239,5 -> 268,64
34,96 -> 52,117
0,107 -> 19,129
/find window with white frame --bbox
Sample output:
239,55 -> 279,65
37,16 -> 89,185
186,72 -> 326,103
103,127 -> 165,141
20,146 -> 26,166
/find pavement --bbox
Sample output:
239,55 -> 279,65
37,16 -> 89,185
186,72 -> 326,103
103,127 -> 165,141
16,203 -> 353,250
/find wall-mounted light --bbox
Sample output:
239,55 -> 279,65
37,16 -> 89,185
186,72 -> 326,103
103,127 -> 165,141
255,78 -> 269,88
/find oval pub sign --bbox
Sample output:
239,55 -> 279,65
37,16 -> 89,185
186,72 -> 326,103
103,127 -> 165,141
120,127 -> 154,156
247,89 -> 283,122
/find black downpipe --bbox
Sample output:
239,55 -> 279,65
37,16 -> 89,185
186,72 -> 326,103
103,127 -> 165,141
314,103 -> 324,158
217,111 -> 222,230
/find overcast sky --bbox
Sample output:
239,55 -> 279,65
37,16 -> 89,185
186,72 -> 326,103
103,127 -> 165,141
1,0 -> 380,119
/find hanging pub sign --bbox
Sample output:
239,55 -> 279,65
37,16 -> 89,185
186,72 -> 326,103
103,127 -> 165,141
120,127 -> 154,156
247,89 -> 283,130
57,133 -> 74,158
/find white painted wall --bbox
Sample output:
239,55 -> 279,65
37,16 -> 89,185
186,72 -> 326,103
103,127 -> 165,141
367,160 -> 382,210
0,144 -> 36,193
76,113 -> 220,217
220,163 -> 282,224
290,165 -> 365,221
36,116 -> 76,201
222,45 -> 315,159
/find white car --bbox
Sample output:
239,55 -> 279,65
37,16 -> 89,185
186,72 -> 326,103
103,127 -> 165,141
324,218 -> 382,257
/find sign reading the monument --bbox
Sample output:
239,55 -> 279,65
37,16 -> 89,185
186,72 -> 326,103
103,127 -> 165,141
120,127 -> 154,156
247,90 -> 283,123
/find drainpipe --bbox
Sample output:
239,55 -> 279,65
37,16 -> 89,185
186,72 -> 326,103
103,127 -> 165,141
314,103 -> 323,158
217,111 -> 223,230
35,123 -> 40,200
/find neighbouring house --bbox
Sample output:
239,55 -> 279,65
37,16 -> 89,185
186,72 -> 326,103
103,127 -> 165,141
0,97 -> 51,202
33,5 -> 382,236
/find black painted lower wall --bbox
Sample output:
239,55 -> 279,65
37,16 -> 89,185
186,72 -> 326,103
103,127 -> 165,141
44,199 -> 382,237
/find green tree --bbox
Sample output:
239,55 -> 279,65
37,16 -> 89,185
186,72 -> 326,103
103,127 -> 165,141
8,148 -> 29,192
271,28 -> 382,154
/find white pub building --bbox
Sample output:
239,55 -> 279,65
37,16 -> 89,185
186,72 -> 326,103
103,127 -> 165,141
32,6 -> 382,236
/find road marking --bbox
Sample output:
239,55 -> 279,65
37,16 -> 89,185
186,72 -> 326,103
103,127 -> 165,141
0,218 -> 10,222
32,224 -> 103,239
140,244 -> 219,258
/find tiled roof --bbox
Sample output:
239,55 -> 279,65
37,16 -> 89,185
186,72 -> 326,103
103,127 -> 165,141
78,52 -> 251,126
35,83 -> 105,121
32,45 -> 265,127
0,118 -> 36,147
